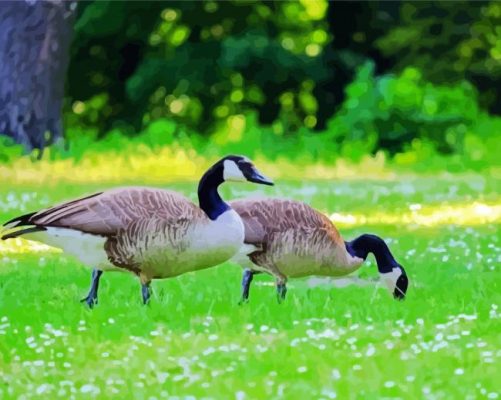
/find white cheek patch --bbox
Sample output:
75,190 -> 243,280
223,160 -> 246,182
380,267 -> 402,293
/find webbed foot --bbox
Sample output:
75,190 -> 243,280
81,269 -> 103,308
80,295 -> 98,308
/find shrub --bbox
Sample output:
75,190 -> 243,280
325,62 -> 482,154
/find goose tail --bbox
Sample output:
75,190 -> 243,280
1,211 -> 42,240
3,212 -> 37,229
1,226 -> 47,241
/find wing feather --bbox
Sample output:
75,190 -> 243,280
9,187 -> 205,237
230,198 -> 343,247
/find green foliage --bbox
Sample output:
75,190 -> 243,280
0,1 -> 494,171
374,2 -> 501,112
378,2 -> 501,76
0,136 -> 24,163
206,65 -> 501,170
8,62 -> 500,174
66,1 -> 167,132
59,0 -> 501,169
326,62 -> 481,154
67,0 -> 330,134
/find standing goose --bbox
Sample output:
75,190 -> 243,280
229,199 -> 408,302
1,155 -> 273,305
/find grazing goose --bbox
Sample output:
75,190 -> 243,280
1,155 -> 273,306
229,199 -> 408,302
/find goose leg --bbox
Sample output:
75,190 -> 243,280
80,269 -> 103,308
141,284 -> 151,305
141,282 -> 152,305
240,269 -> 256,304
139,273 -> 152,305
276,276 -> 288,303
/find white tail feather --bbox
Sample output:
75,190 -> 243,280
21,227 -> 117,271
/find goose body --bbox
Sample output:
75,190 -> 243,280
231,199 -> 364,278
229,198 -> 408,301
17,188 -> 245,278
1,156 -> 273,305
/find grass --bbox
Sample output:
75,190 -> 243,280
0,172 -> 499,399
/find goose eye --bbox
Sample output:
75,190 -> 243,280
238,161 -> 254,175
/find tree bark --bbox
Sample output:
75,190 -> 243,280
0,0 -> 76,152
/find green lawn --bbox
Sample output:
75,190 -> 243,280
0,174 -> 499,399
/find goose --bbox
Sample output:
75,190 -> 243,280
228,198 -> 408,302
1,155 -> 273,306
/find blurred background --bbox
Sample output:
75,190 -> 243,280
0,0 -> 500,174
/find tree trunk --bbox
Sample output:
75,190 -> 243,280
0,0 -> 76,152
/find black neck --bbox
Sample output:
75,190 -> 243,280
197,164 -> 230,220
345,234 -> 399,273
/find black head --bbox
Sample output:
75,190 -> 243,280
219,155 -> 274,186
198,155 -> 273,220
381,264 -> 409,300
345,234 -> 409,301
393,270 -> 409,300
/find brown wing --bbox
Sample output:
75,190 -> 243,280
22,187 -> 205,236
230,198 -> 343,247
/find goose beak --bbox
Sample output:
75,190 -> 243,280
247,168 -> 274,186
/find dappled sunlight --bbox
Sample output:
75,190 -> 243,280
0,147 -> 207,185
255,152 -> 397,181
0,148 -> 404,184
330,201 -> 501,228
0,237 -> 60,255
2,144 -> 500,185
